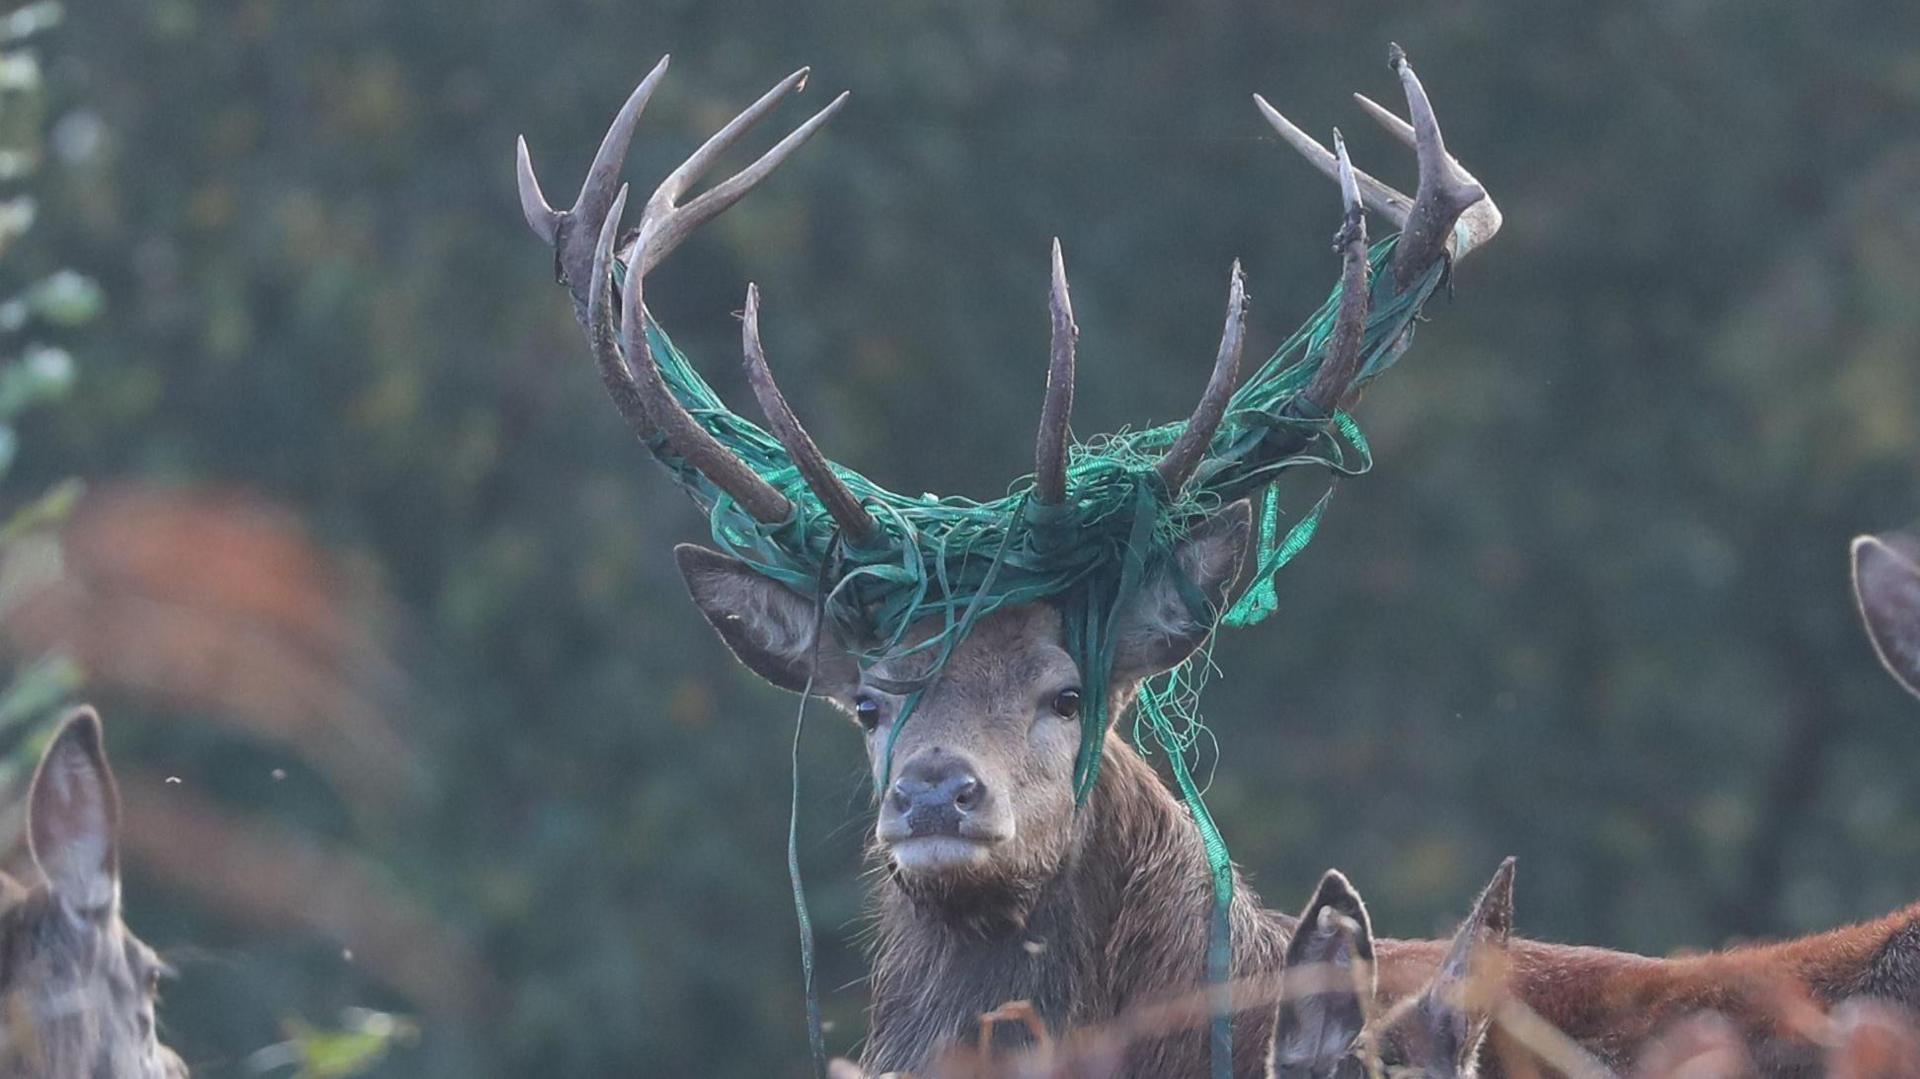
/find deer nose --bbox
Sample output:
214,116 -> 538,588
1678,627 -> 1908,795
888,755 -> 986,837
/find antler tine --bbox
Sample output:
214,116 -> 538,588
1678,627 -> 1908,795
741,284 -> 877,541
584,185 -> 660,443
1253,93 -> 1411,228
516,55 -> 671,313
615,222 -> 793,524
1034,238 -> 1078,506
634,69 -> 851,278
1300,130 -> 1372,416
1156,262 -> 1248,496
1381,44 -> 1491,289
650,67 -> 809,211
1352,88 -> 1503,269
515,137 -> 561,246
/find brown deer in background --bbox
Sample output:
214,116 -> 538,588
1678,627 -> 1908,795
517,46 -> 1920,1079
0,707 -> 185,1077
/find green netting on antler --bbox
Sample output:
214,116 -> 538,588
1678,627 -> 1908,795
626,235 -> 1441,764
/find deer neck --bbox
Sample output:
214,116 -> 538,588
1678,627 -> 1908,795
863,730 -> 1290,1074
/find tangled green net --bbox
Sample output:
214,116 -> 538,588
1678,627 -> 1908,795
629,235 -> 1442,786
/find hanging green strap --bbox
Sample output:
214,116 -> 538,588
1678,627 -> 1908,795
1140,684 -> 1235,1079
787,553 -> 849,1079
1223,486 -> 1330,628
787,689 -> 826,1078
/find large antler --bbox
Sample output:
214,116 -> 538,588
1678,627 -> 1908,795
1255,44 -> 1499,290
523,51 -> 1487,560
517,59 -> 877,536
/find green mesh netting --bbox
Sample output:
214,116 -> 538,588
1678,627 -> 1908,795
617,235 -> 1447,1079
627,236 -> 1438,723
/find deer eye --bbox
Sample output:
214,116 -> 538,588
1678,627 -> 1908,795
854,694 -> 883,731
1051,688 -> 1082,718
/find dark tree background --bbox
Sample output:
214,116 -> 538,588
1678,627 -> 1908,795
8,0 -> 1920,1074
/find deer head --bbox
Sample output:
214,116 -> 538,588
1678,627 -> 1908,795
0,708 -> 185,1078
1271,860 -> 1514,1079
1853,529 -> 1920,701
516,50 -> 1497,911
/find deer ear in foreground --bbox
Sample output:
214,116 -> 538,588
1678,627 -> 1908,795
3,707 -> 187,1078
28,706 -> 122,913
1393,857 -> 1514,1078
1853,530 -> 1920,700
1272,869 -> 1375,1079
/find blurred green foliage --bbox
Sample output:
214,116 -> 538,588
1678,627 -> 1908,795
246,1009 -> 419,1079
11,0 -> 1920,1076
0,0 -> 86,824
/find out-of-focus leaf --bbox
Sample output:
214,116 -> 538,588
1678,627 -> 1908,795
0,652 -> 78,733
0,2 -> 60,46
0,50 -> 39,91
0,343 -> 72,421
0,475 -> 81,544
247,1009 -> 419,1079
26,271 -> 102,326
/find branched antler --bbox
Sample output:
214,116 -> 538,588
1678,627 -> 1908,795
1255,44 -> 1500,290
517,57 -> 668,317
518,49 -> 1498,600
519,59 -> 864,531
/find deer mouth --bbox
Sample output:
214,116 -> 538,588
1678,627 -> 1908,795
886,835 -> 1003,874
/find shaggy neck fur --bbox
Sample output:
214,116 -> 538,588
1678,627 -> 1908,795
863,730 -> 1292,1077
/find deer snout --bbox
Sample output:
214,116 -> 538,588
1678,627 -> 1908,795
886,752 -> 987,839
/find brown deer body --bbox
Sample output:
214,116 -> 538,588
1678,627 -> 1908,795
515,47 -> 1920,1079
0,708 -> 185,1078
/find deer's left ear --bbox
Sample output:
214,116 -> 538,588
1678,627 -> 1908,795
1111,499 -> 1252,682
28,706 -> 122,915
1854,531 -> 1920,700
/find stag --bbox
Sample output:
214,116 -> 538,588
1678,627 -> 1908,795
519,49 -> 1920,1079
0,707 -> 185,1078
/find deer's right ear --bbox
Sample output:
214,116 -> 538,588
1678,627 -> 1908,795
1854,531 -> 1920,700
1111,499 -> 1253,682
28,706 -> 122,915
1273,869 -> 1375,1075
675,544 -> 859,698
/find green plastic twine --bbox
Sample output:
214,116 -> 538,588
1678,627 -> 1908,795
789,558 -> 842,1079
1140,682 -> 1235,1079
788,688 -> 825,1078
